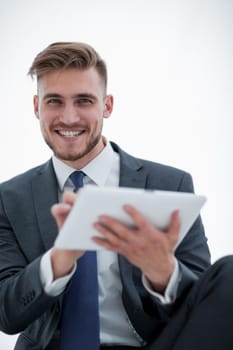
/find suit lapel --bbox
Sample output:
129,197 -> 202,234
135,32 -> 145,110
111,142 -> 148,190
31,160 -> 59,251
119,163 -> 147,189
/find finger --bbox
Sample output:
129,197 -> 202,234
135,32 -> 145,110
92,223 -> 124,252
167,210 -> 181,245
92,234 -> 119,252
51,203 -> 72,229
93,222 -> 121,245
123,205 -> 155,232
62,191 -> 77,206
95,215 -> 133,242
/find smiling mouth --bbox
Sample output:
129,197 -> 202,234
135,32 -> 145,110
56,130 -> 85,137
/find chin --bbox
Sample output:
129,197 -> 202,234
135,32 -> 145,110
55,152 -> 83,162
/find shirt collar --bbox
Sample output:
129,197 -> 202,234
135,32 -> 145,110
52,141 -> 116,191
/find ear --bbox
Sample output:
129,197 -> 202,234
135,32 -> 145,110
103,95 -> 114,119
33,95 -> 39,119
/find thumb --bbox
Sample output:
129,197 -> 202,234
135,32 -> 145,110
167,210 -> 181,247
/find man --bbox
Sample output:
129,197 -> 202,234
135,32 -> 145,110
0,41 -> 230,350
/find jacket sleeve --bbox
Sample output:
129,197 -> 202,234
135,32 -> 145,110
174,171 -> 211,296
0,191 -> 60,335
120,171 -> 211,342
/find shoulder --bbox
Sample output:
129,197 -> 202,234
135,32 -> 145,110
135,157 -> 193,192
111,141 -> 193,192
0,160 -> 53,192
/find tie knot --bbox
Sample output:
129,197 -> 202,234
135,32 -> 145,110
69,171 -> 85,192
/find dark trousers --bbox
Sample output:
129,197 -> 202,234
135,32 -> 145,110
100,347 -> 142,350
147,255 -> 233,350
46,256 -> 233,350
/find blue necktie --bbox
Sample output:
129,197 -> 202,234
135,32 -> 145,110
59,171 -> 100,350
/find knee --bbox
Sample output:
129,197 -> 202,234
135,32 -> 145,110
187,255 -> 233,309
211,254 -> 233,284
213,254 -> 233,271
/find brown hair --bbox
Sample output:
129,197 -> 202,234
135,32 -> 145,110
28,41 -> 108,91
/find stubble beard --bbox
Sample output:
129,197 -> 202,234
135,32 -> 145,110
44,130 -> 102,162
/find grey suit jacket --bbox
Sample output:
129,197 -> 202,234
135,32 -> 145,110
0,142 -> 210,349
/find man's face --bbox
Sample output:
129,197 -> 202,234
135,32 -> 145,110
34,67 -> 113,168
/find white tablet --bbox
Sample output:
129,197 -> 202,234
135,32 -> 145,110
55,185 -> 206,250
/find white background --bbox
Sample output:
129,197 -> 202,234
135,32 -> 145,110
0,0 -> 232,348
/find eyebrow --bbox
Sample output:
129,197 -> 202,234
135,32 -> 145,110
42,93 -> 98,100
43,93 -> 62,100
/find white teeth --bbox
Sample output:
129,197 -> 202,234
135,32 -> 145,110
58,131 -> 83,137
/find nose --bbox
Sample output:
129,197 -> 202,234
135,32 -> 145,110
60,103 -> 80,124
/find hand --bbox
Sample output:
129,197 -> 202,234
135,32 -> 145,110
92,206 -> 180,293
50,191 -> 85,280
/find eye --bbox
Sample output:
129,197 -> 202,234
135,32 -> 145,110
47,98 -> 62,105
78,98 -> 93,105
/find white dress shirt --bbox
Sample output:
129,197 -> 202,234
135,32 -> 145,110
40,141 -> 180,346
